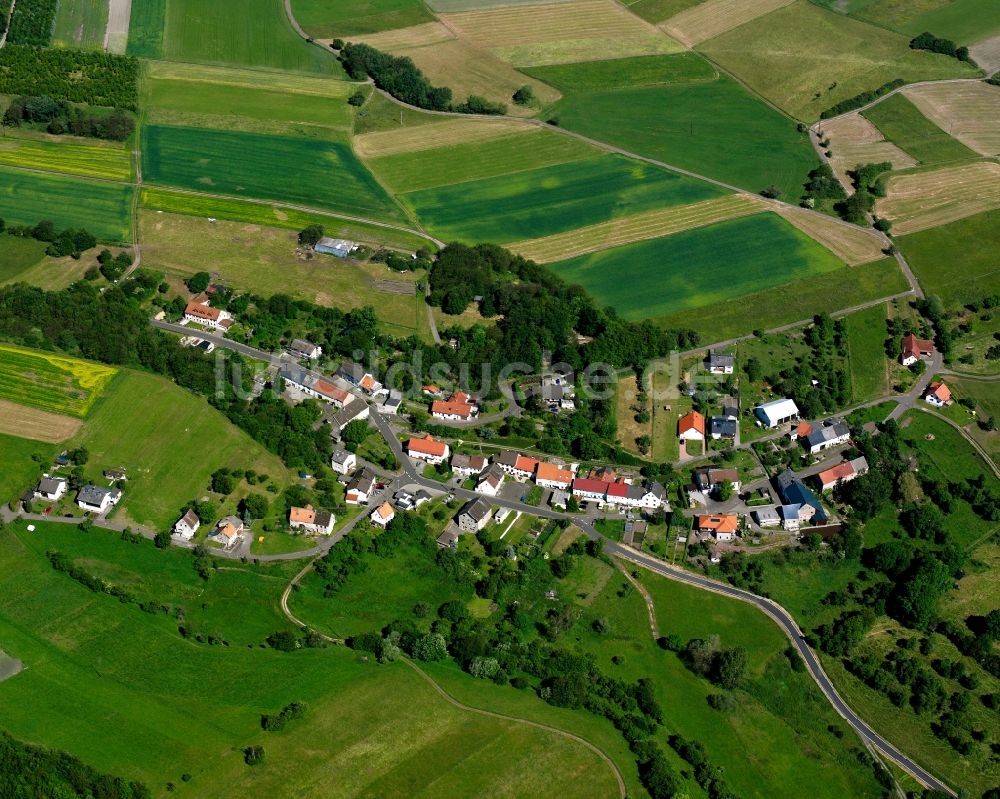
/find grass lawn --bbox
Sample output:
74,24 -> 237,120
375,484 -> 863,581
67,369 -> 290,529
861,92 -> 978,166
399,153 -> 725,243
0,166 -> 134,243
0,234 -> 46,282
952,378 -> 1000,459
615,373 -> 653,456
545,74 -> 819,200
0,136 -> 132,181
698,0 -> 979,121
658,257 -> 907,342
127,0 -> 166,58
523,52 -> 717,92
889,0 -> 1000,43
549,212 -> 844,320
161,0 -> 343,74
651,363 -> 687,461
845,303 -> 890,402
51,0 -> 108,49
896,208 -> 1000,305
292,0 -> 435,36
141,125 -> 406,224
0,343 -> 117,417
0,432 -> 55,503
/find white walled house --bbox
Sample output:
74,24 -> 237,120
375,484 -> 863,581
76,485 -> 121,514
35,477 -> 67,502
173,509 -> 201,540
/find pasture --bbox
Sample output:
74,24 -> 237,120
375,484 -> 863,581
292,0 -> 435,36
141,125 -> 406,223
0,137 -> 132,181
660,0 -> 795,48
0,522 -> 620,798
0,235 -> 46,283
524,52 -> 717,92
548,212 -> 846,320
818,112 -> 917,187
626,0 -> 702,23
398,154 -> 727,243
861,92 -> 978,166
896,208 -> 1000,304
0,344 -> 117,418
547,75 -> 820,201
0,240 -> 107,291
126,0 -> 166,58
160,0 -> 341,74
697,0 -> 978,120
775,206 -> 886,265
51,0 -> 108,49
366,127 -> 599,193
901,82 -> 1000,158
887,0 -> 1000,43
951,377 -> 1000,459
0,433 -> 55,505
844,303 -> 889,401
875,161 -> 1000,234
0,167 -> 133,242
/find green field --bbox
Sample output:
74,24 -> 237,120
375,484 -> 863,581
862,92 -> 978,165
51,0 -> 108,49
524,52 -> 717,92
0,521 -> 620,797
844,303 -> 890,401
698,0 -> 979,121
896,208 -> 1000,304
367,129 -> 600,193
142,125 -> 406,223
861,0 -> 1000,43
126,0 -> 166,58
625,0 -> 703,23
0,137 -> 132,181
160,0 -> 342,74
545,74 -> 819,200
0,343 -> 117,418
0,167 -> 134,243
0,235 -> 46,283
399,154 -> 727,243
549,212 -> 845,320
0,433 -> 55,504
292,0 -> 435,36
67,369 -> 290,528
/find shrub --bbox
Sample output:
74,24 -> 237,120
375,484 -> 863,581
243,746 -> 265,766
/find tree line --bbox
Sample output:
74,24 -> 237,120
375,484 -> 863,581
0,46 -> 139,110
0,216 -> 96,259
3,93 -> 135,140
910,32 -> 973,64
820,78 -> 904,119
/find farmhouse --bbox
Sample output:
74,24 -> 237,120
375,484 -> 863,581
496,450 -> 539,482
458,497 -> 493,532
755,398 -> 799,429
802,419 -> 851,454
775,470 -> 828,525
280,366 -> 350,407
173,509 -> 200,540
35,477 -> 67,502
696,514 -> 739,541
815,456 -> 869,492
751,507 -> 781,528
337,362 -> 381,395
535,462 -> 574,490
210,516 -> 245,548
707,351 -> 735,375
451,452 -> 488,478
289,504 -> 335,535
330,449 -> 357,475
923,381 -> 952,407
431,391 -> 479,421
710,416 -> 737,440
315,237 -> 358,258
184,295 -> 233,331
76,485 -> 121,514
900,333 -> 934,366
678,411 -> 706,442
370,501 -> 395,529
570,477 -> 665,509
288,339 -> 322,360
693,467 -> 741,495
329,399 -> 370,439
476,464 -> 506,497
407,433 -> 450,465
345,468 -> 378,505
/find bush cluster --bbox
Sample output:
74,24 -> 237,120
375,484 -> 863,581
3,94 -> 135,140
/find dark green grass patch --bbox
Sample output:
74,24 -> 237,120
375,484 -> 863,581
524,52 -> 717,93
400,154 -> 726,243
0,235 -> 46,283
862,93 -> 977,166
0,433 -> 55,504
291,0 -> 435,37
845,303 -> 890,401
0,167 -> 133,243
549,212 -> 844,320
546,76 -> 820,200
142,125 -> 404,223
896,208 -> 1000,304
625,0 -> 702,24
126,0 -> 166,58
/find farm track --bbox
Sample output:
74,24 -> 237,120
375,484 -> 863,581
0,0 -> 15,48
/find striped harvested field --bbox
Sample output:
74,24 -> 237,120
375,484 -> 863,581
876,162 -> 1000,234
441,0 -> 682,66
354,117 -> 533,158
355,20 -> 456,50
820,113 -> 917,187
660,0 -> 796,47
0,399 -> 82,443
146,61 -> 351,98
902,82 -> 1000,157
775,206 -> 886,265
969,34 -> 1000,74
510,194 -> 763,262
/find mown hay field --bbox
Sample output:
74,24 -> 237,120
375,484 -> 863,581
861,92 -> 977,166
398,154 -> 727,243
365,127 -> 599,193
145,60 -> 348,97
0,137 -> 132,181
697,0 -> 979,120
354,116 -> 533,158
875,161 -> 1000,234
626,0 -> 702,23
659,0 -> 795,47
818,113 -> 917,187
844,303 -> 890,402
0,166 -> 134,242
141,125 -> 405,223
510,194 -> 762,262
774,205 -> 886,265
0,398 -> 82,443
548,212 -> 846,320
0,343 -> 117,418
969,33 -> 1000,74
51,0 -> 108,49
293,0 -> 435,37
901,82 -> 1000,158
524,51 -> 717,92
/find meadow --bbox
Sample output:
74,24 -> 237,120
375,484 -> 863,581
0,343 -> 117,418
126,0 -> 166,58
951,377 -> 1000,459
548,212 -> 845,320
0,433 -> 55,503
67,369 -> 290,529
895,208 -> 1000,304
0,238 -> 105,291
51,0 -> 108,49
774,206 -> 886,265
523,52 -> 717,92
141,125 -> 406,223
697,0 -> 978,120
875,0 -> 1000,43
0,521 -> 619,798
819,112 -> 917,187
626,0 -> 702,23
861,92 -> 977,165
545,74 -> 820,200
398,154 -> 727,243
660,0 -> 796,47
0,137 -> 132,181
0,235 -> 46,283
292,0 -> 435,36
0,167 -> 134,242
160,0 -> 342,74
844,303 -> 890,401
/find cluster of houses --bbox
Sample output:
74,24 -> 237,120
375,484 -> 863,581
678,404 -> 738,448
33,469 -> 128,517
172,510 -> 247,549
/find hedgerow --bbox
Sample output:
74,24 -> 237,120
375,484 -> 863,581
0,46 -> 139,110
820,78 -> 904,119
